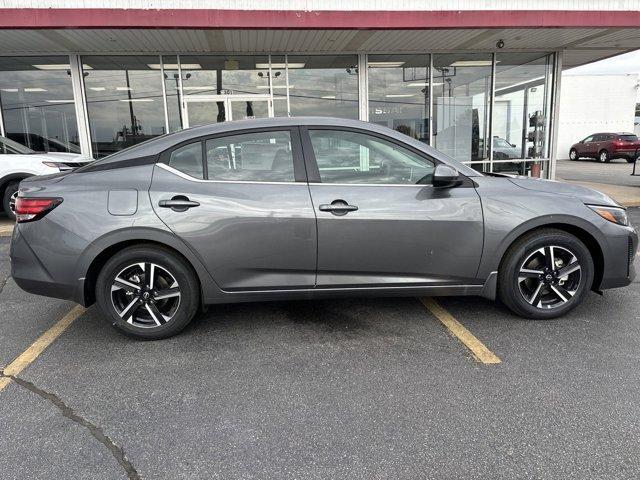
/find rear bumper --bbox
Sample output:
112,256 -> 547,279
10,226 -> 80,303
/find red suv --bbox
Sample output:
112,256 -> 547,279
570,132 -> 640,163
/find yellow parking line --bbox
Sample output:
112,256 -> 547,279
0,305 -> 86,392
420,297 -> 501,364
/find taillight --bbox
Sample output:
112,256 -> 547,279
15,197 -> 62,223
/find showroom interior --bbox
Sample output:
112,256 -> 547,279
0,52 -> 557,176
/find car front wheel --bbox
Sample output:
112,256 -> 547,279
96,245 -> 200,339
498,229 -> 594,319
569,149 -> 578,160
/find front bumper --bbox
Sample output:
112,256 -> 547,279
598,227 -> 637,289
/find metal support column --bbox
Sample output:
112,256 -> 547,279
488,52 -> 496,173
548,50 -> 563,180
68,54 -> 93,158
358,53 -> 368,122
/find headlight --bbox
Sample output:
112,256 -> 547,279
587,204 -> 629,226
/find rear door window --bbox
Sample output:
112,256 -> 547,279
205,131 -> 295,182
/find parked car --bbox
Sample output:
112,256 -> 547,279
6,132 -> 82,154
569,132 -> 640,163
10,117 -> 637,340
0,136 -> 90,220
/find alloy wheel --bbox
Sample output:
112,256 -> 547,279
9,190 -> 18,214
599,151 -> 608,163
517,246 -> 582,309
110,262 -> 181,328
569,150 -> 577,160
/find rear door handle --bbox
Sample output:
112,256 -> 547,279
319,200 -> 358,216
159,196 -> 200,212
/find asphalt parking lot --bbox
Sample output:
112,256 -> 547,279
0,209 -> 639,480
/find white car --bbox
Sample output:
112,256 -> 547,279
1,136 -> 91,220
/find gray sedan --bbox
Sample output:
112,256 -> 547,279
10,118 -> 637,339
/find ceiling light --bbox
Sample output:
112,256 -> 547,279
182,86 -> 215,91
449,60 -> 495,67
256,85 -> 290,89
321,95 -> 336,99
147,63 -> 201,70
25,88 -> 47,92
89,87 -> 106,91
385,94 -> 414,98
32,64 -> 93,70
406,82 -> 444,87
368,61 -> 406,68
46,100 -> 74,103
116,87 -> 132,91
255,63 -> 306,69
1,88 -> 18,93
119,98 -> 154,102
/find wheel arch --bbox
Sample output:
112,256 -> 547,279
495,220 -> 605,291
0,172 -> 34,200
78,227 -> 221,306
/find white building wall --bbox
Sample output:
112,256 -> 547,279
557,74 -> 638,159
1,0 -> 637,9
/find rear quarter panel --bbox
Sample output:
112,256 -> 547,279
15,164 -> 221,304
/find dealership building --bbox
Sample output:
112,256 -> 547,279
1,1 -> 640,178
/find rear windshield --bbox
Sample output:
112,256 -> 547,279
618,134 -> 638,142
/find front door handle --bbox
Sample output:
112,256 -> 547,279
319,200 -> 358,216
159,196 -> 200,212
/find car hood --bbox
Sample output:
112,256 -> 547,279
507,176 -> 619,207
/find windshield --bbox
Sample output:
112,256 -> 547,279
0,136 -> 35,155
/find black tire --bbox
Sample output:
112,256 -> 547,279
96,245 -> 200,340
598,149 -> 610,163
626,158 -> 636,164
498,229 -> 594,320
569,149 -> 578,161
2,181 -> 19,221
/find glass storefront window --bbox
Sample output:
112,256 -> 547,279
492,53 -> 554,175
178,55 -> 273,125
0,56 -> 80,153
82,56 -> 166,158
161,55 -> 182,133
368,54 -> 431,143
433,53 -> 492,168
286,55 -> 359,119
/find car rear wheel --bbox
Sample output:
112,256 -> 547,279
626,157 -> 636,164
2,181 -> 19,221
569,149 -> 578,161
498,229 -> 594,319
598,150 -> 610,163
96,245 -> 199,340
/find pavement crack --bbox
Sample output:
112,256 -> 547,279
0,275 -> 8,295
0,372 -> 141,480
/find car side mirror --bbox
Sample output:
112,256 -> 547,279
433,164 -> 463,188
510,142 -> 517,148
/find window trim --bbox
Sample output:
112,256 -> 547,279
165,140 -> 205,180
300,125 -> 472,187
158,126 -> 306,183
